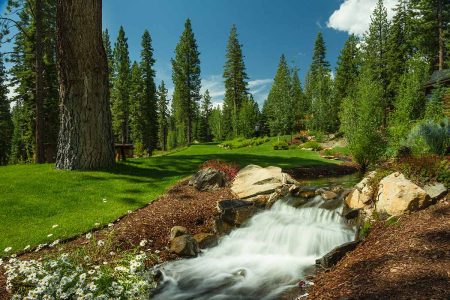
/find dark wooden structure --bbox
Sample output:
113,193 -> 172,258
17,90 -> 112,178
423,69 -> 450,117
114,144 -> 134,161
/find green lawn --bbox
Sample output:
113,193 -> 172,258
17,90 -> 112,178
0,141 -> 335,256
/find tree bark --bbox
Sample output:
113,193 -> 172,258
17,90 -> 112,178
35,0 -> 45,163
55,0 -> 114,170
437,0 -> 444,71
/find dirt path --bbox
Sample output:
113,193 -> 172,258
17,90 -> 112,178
307,199 -> 450,300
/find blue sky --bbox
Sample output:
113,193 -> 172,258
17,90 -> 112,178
1,0 -> 399,106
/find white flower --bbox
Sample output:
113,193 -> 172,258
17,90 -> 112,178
85,233 -> 92,239
0,259 -> 3,266
97,240 -> 104,247
47,234 -> 53,238
52,224 -> 59,228
114,266 -> 128,273
108,223 -> 114,227
88,269 -> 95,275
127,210 -> 132,214
79,273 -> 86,282
4,247 -> 12,252
139,239 -> 147,247
23,245 -> 30,251
109,251 -> 115,256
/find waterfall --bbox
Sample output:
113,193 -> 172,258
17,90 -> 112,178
154,195 -> 355,300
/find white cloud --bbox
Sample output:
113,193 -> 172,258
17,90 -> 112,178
327,0 -> 398,36
248,79 -> 272,107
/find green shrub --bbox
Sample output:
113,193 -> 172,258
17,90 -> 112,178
133,142 -> 145,157
300,141 -> 322,151
273,141 -> 289,150
323,146 -> 350,157
359,220 -> 371,239
406,118 -> 449,156
219,136 -> 270,149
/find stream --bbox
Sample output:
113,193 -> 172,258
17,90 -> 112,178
153,186 -> 356,300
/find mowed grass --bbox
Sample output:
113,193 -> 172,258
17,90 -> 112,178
0,141 -> 335,255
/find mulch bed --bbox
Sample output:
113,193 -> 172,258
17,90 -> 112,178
307,199 -> 450,300
0,180 -> 234,299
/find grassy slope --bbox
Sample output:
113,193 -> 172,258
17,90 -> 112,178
0,141 -> 335,255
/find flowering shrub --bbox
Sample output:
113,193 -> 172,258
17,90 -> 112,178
4,252 -> 153,300
201,160 -> 240,180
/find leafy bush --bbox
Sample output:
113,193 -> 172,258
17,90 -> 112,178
273,141 -> 289,150
300,141 -> 322,151
201,160 -> 240,180
133,142 -> 146,158
219,136 -> 269,149
406,118 -> 450,156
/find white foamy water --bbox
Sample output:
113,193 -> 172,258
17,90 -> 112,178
154,196 -> 355,300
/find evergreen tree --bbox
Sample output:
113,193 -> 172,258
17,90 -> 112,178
222,25 -> 248,138
129,62 -> 144,145
111,26 -> 131,144
309,67 -> 335,132
363,0 -> 390,127
199,89 -> 212,142
140,29 -> 158,154
388,55 -> 428,151
209,106 -> 224,142
386,0 -> 415,100
411,0 -> 450,70
290,67 -> 306,131
102,29 -> 114,87
335,34 -> 361,111
171,19 -> 201,145
0,54 -> 13,165
157,81 -> 169,151
238,94 -> 259,138
265,55 -> 293,136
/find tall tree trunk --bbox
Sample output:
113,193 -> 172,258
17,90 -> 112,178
55,0 -> 114,170
437,0 -> 444,70
35,0 -> 45,163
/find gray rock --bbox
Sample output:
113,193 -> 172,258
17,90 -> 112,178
316,240 -> 360,268
319,198 -> 342,210
170,226 -> 188,240
423,182 -> 447,201
169,235 -> 199,257
193,233 -> 218,249
214,218 -> 234,235
189,168 -> 226,191
217,199 -> 258,226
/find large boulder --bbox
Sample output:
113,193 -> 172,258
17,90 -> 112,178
316,240 -> 360,268
376,172 -> 431,217
345,171 -> 376,209
217,199 -> 258,226
231,165 -> 297,202
169,235 -> 199,257
189,168 -> 226,191
170,226 -> 188,240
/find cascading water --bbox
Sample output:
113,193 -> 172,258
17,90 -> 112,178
153,195 -> 355,300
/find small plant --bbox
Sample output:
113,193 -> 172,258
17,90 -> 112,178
201,160 -> 240,180
273,140 -> 289,150
405,118 -> 450,156
359,220 -> 372,239
300,141 -> 322,151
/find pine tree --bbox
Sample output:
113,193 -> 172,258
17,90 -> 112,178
238,94 -> 259,138
386,0 -> 415,100
0,54 -> 13,165
199,89 -> 212,142
335,34 -> 361,111
129,62 -> 144,145
411,0 -> 450,70
265,55 -> 293,136
171,19 -> 201,145
157,81 -> 169,151
111,26 -> 131,144
222,24 -> 248,138
290,67 -> 306,131
102,29 -> 114,87
304,32 -> 332,130
140,29 -> 158,154
363,0 -> 390,127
